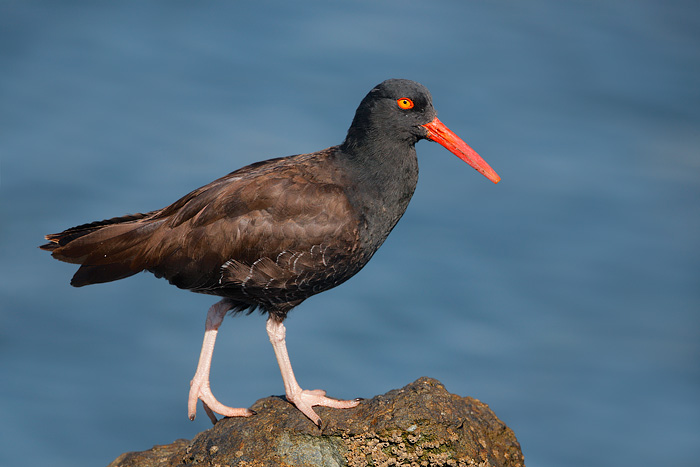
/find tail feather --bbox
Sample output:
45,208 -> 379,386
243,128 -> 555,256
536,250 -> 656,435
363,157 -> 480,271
71,263 -> 139,287
41,212 -> 160,287
41,213 -> 152,250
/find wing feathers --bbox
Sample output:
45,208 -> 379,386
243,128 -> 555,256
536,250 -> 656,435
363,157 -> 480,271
42,149 -> 363,304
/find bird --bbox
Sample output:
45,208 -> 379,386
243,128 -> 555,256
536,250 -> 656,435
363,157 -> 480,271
41,79 -> 500,427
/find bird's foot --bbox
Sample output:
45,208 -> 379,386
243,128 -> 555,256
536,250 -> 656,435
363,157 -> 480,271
286,388 -> 360,427
188,379 -> 255,424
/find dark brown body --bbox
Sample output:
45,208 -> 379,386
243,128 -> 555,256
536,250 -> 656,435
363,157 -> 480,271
42,144 -> 419,320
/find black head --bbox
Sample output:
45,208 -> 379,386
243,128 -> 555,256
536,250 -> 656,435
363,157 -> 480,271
342,79 -> 501,183
342,79 -> 437,149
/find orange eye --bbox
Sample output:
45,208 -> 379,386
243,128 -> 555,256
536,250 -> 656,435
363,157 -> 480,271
397,98 -> 414,110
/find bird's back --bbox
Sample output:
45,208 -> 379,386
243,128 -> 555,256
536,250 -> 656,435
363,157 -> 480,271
42,148 -> 367,316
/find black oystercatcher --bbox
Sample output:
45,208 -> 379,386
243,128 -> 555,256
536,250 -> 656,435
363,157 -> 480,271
41,79 -> 500,426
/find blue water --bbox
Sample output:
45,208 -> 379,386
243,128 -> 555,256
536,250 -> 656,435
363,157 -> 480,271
1,1 -> 698,466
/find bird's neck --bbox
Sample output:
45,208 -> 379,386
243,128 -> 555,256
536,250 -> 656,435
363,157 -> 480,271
337,137 -> 420,253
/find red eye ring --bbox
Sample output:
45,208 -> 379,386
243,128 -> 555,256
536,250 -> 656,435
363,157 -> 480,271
397,98 -> 414,110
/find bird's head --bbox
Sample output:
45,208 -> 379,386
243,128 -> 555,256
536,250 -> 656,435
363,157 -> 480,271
344,79 -> 500,184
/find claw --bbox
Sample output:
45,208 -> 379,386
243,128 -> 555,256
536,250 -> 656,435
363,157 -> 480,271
287,390 -> 360,425
266,317 -> 361,425
188,378 -> 254,423
187,300 -> 255,424
202,402 -> 218,424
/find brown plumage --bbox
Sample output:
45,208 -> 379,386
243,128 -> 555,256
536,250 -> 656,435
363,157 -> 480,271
42,150 -> 369,317
41,79 -> 500,426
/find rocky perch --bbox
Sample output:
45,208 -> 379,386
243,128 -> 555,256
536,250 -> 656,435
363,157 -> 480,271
109,377 -> 523,467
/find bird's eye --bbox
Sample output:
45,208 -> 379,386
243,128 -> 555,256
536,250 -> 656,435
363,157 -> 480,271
396,98 -> 414,110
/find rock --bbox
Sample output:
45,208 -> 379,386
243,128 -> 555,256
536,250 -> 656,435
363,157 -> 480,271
108,377 -> 524,467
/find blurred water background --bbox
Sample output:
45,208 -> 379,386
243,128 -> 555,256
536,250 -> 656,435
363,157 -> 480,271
1,1 -> 698,466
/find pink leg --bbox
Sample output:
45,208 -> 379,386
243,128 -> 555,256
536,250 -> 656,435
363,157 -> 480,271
188,299 -> 255,423
266,316 -> 360,426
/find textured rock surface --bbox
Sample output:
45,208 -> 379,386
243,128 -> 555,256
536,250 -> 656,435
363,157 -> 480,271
108,377 -> 524,467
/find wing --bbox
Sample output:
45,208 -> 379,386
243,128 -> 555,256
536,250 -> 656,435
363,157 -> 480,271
136,149 -> 364,301
44,148 -> 365,307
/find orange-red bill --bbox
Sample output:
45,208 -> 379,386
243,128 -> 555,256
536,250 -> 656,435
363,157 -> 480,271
422,117 -> 500,184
